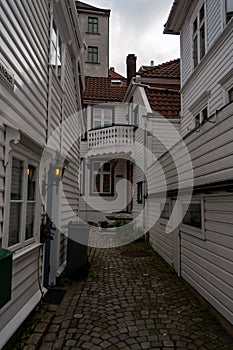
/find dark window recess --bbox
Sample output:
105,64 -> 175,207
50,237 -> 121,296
183,202 -> 202,229
161,202 -> 170,219
137,181 -> 143,204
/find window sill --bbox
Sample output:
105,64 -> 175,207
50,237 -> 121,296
181,224 -> 206,240
86,32 -> 100,35
12,242 -> 42,260
90,193 -> 114,197
85,62 -> 100,65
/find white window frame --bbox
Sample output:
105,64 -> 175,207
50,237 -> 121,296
3,153 -> 40,251
92,107 -> 114,129
192,2 -> 207,69
219,69 -> 233,105
91,161 -> 112,195
50,19 -> 62,79
160,199 -> 172,226
181,198 -> 205,240
193,105 -> 208,129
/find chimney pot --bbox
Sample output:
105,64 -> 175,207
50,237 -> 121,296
150,60 -> 154,67
110,67 -> 115,71
126,54 -> 137,86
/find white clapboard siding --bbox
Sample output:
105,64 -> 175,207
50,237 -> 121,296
59,50 -> 80,265
206,0 -> 222,49
148,103 -> 233,193
133,125 -> 144,219
0,0 -> 49,144
0,244 -> 43,333
148,199 -> 173,265
180,194 -> 233,325
180,19 -> 233,136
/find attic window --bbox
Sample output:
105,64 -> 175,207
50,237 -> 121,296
111,79 -> 122,85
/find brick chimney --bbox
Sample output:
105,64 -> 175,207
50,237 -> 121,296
126,54 -> 137,85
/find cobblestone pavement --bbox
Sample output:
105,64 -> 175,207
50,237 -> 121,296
26,242 -> 233,350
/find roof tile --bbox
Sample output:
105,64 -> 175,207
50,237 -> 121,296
83,76 -> 127,102
139,59 -> 180,79
145,87 -> 180,118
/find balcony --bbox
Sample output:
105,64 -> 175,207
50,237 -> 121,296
87,125 -> 135,156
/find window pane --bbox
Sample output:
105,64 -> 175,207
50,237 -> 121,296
183,203 -> 202,229
103,162 -> 110,172
93,174 -> 100,192
194,114 -> 200,128
229,87 -> 233,102
8,202 -> 21,246
161,202 -> 170,219
103,174 -> 110,193
199,4 -> 205,22
11,158 -> 23,200
27,165 -> 36,200
226,0 -> 233,12
25,203 -> 35,240
200,23 -> 206,59
50,23 -> 57,65
193,36 -> 198,67
88,17 -> 98,32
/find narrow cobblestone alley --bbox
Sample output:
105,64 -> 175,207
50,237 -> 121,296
25,242 -> 233,350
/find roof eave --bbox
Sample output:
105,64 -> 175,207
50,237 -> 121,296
163,0 -> 193,35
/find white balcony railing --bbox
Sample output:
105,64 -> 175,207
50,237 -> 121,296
88,125 -> 135,150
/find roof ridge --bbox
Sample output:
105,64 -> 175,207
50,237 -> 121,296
76,1 -> 110,13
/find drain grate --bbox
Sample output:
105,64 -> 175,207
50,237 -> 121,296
43,289 -> 66,305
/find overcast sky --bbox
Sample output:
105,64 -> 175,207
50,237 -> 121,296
85,0 -> 180,76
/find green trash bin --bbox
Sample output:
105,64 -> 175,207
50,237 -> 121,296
0,248 -> 13,309
66,221 -> 90,280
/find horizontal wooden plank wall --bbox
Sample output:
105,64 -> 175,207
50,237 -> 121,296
0,0 -> 49,144
180,9 -> 233,135
0,244 -> 43,334
181,194 -> 233,325
148,103 -> 233,193
148,199 -> 173,265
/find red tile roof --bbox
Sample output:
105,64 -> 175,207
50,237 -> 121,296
145,87 -> 180,118
139,59 -> 180,79
108,69 -> 126,80
83,76 -> 127,102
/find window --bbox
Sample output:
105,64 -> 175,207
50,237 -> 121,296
193,4 -> 206,68
133,105 -> 139,126
79,158 -> 85,195
88,17 -> 98,33
193,106 -> 208,128
137,181 -> 143,204
226,0 -> 233,23
183,201 -> 202,229
50,21 -> 62,79
8,157 -> 38,247
228,87 -> 233,103
161,201 -> 170,219
91,161 -> 113,195
88,46 -> 98,63
92,107 -> 114,128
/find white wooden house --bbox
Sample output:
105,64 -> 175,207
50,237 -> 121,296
79,74 -> 134,222
147,0 -> 233,328
0,0 -> 84,346
124,59 -> 181,229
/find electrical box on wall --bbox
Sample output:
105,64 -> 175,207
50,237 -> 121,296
0,248 -> 13,309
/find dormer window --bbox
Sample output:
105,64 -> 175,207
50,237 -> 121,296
193,3 -> 206,69
226,0 -> 233,23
